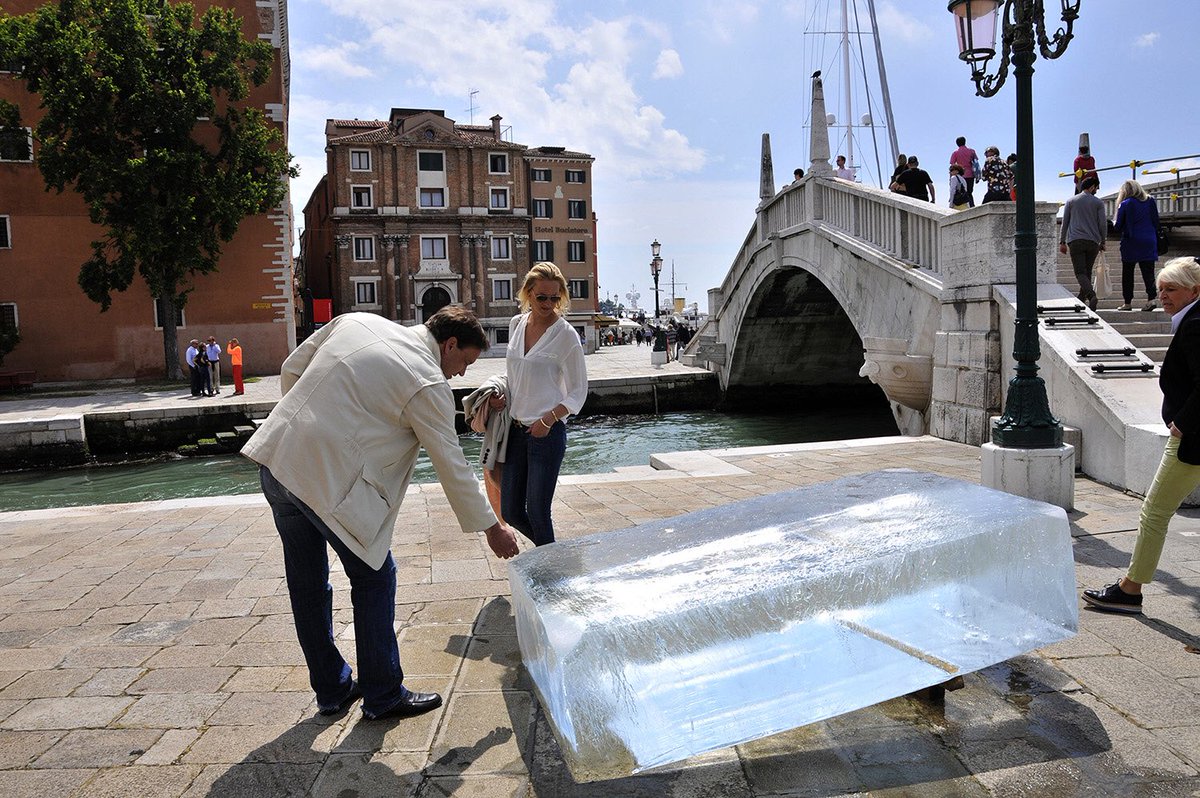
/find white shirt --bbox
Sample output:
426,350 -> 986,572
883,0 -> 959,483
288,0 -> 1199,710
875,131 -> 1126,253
1172,297 -> 1200,333
506,313 -> 588,425
835,167 -> 855,180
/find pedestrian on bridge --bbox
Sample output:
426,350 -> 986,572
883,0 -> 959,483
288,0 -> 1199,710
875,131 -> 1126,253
949,164 -> 971,211
949,136 -> 978,206
1113,179 -> 1161,312
1059,176 -> 1107,311
981,146 -> 1013,204
1084,257 -> 1200,615
890,156 -> 934,203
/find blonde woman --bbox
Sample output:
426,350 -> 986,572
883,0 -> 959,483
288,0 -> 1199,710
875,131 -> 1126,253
1113,179 -> 1161,311
489,262 -> 588,546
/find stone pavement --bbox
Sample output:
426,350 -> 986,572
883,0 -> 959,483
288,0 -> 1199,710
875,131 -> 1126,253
0,435 -> 1198,796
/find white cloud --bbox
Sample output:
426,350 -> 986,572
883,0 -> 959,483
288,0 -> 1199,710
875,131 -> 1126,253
695,1 -> 760,44
1135,32 -> 1160,48
876,1 -> 934,44
292,42 -> 373,79
653,49 -> 684,79
311,0 -> 705,180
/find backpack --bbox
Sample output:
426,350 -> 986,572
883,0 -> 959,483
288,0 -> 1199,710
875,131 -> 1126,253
951,176 -> 970,207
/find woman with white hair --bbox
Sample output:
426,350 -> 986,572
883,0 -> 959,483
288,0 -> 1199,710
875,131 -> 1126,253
1084,257 -> 1200,613
1113,179 -> 1161,311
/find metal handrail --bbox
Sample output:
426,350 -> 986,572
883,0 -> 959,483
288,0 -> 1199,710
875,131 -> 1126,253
1058,153 -> 1200,181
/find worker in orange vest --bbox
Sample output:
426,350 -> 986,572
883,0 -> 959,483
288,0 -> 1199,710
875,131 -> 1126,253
228,338 -> 245,396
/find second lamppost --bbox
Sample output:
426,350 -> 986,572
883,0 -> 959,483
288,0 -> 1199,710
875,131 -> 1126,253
650,239 -> 663,320
948,0 -> 1078,449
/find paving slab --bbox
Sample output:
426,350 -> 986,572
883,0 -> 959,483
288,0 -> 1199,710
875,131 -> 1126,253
0,437 -> 1196,795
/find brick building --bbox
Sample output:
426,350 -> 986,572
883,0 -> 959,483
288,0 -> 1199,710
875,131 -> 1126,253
0,0 -> 295,381
300,107 -> 598,352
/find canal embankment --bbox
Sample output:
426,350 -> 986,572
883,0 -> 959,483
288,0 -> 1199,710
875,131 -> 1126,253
0,345 -> 719,469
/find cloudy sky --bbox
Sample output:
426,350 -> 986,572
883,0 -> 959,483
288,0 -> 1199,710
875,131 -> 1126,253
286,0 -> 1199,313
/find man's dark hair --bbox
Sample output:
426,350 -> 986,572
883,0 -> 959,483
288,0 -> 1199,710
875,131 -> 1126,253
907,156 -> 919,165
794,167 -> 804,178
425,305 -> 489,351
1080,176 -> 1100,191
956,136 -> 966,146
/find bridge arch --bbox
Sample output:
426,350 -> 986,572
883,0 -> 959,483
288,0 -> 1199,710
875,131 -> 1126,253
723,257 -> 882,410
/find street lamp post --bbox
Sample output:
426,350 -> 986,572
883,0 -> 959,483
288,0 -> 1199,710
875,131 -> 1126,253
650,239 -> 663,320
948,0 -> 1078,449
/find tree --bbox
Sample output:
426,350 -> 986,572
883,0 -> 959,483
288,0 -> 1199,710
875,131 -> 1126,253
0,0 -> 296,379
598,298 -> 625,317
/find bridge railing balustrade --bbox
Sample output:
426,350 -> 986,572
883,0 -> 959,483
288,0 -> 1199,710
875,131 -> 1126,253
818,180 -> 945,275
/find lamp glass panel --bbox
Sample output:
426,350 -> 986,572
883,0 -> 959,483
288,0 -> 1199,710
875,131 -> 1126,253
949,0 -> 1000,56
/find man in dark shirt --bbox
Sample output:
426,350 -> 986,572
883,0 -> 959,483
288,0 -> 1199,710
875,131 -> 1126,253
892,156 -> 935,203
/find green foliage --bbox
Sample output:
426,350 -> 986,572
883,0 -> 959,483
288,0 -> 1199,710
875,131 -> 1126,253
598,298 -> 625,317
0,0 -> 297,377
0,100 -> 31,161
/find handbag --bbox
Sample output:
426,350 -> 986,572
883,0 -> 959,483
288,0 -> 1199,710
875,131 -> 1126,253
1094,251 -> 1112,299
1157,226 -> 1170,255
951,176 -> 969,207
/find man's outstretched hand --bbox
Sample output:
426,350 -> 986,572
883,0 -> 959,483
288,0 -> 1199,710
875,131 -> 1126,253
485,522 -> 520,559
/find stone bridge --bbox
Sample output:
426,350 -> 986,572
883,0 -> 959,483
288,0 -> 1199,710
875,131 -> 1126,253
686,75 -> 1189,500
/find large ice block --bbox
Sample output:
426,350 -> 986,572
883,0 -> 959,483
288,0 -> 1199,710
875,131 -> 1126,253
508,469 -> 1077,782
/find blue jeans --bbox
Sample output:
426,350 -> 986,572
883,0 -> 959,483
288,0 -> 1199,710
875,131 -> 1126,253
501,420 -> 566,546
260,466 -> 408,717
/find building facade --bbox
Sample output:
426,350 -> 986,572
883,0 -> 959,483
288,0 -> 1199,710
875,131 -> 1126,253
0,0 -> 295,381
300,108 -> 598,352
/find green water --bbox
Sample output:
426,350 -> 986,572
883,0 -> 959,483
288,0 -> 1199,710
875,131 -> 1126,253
0,409 -> 898,511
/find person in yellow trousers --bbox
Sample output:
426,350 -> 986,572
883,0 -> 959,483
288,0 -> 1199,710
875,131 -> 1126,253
228,338 -> 245,396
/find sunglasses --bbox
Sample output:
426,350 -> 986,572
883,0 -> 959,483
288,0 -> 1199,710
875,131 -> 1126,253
534,294 -> 560,303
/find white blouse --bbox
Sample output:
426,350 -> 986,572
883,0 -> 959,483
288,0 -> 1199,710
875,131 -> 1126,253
506,313 -> 588,425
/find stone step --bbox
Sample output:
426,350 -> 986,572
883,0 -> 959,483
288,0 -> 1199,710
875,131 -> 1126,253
234,425 -> 256,437
1122,333 -> 1173,349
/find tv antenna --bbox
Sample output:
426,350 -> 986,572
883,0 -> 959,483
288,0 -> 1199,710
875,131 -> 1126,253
466,89 -> 479,124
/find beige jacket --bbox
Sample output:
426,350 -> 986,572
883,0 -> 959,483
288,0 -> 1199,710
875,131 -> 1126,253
242,313 -> 496,569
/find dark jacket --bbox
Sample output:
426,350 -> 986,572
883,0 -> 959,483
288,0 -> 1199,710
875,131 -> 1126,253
1114,197 -> 1160,263
1160,300 -> 1200,464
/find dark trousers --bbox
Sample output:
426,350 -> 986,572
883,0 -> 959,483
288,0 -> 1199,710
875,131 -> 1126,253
501,420 -> 566,546
964,176 -> 976,207
1068,239 -> 1101,300
189,365 -> 202,396
259,466 -> 408,717
1122,260 -> 1157,304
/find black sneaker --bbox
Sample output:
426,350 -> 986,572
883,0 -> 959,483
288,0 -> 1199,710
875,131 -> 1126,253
1082,582 -> 1143,614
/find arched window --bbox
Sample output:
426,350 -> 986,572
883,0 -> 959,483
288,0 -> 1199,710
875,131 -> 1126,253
421,286 -> 452,321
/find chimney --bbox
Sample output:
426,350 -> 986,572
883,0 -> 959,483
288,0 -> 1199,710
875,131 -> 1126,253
491,114 -> 502,141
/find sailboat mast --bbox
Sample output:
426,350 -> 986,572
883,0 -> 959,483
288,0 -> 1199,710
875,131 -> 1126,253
866,0 -> 899,167
841,0 -> 853,168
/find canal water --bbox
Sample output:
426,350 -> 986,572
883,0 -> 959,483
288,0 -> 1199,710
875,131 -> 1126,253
0,408 -> 898,511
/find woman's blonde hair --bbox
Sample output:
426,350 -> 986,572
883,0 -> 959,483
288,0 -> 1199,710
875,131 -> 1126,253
1116,179 -> 1148,205
1157,257 -> 1200,292
518,262 -> 571,314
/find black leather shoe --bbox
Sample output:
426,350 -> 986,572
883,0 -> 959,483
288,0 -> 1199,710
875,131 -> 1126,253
317,680 -> 361,716
1082,582 -> 1143,614
364,690 -> 443,720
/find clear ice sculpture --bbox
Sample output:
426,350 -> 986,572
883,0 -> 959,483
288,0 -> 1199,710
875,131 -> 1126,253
508,469 -> 1078,782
